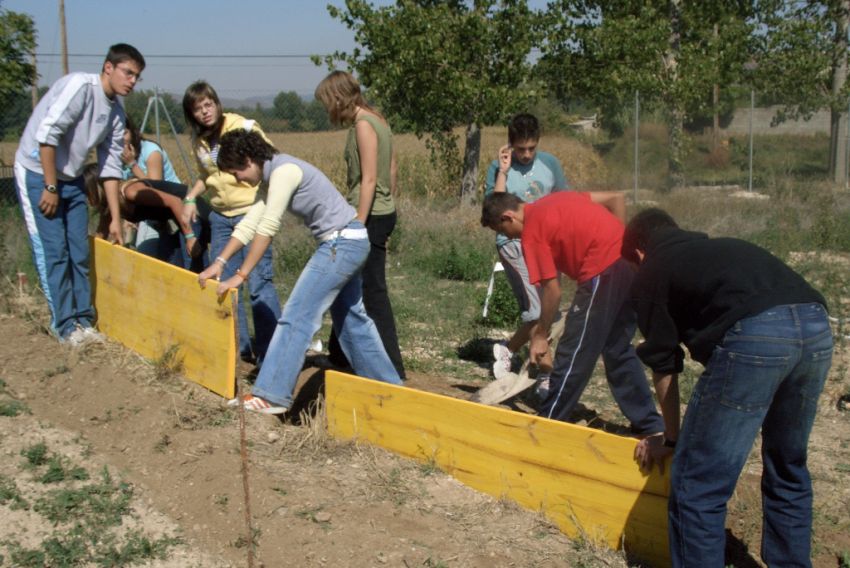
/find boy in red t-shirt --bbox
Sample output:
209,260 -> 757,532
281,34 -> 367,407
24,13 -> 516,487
480,192 -> 663,434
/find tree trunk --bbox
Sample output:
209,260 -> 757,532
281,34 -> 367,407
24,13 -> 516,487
712,24 -> 720,151
664,0 -> 685,190
830,0 -> 850,184
460,122 -> 481,204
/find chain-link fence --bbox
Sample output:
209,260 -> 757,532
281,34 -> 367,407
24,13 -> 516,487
1,83 -> 845,198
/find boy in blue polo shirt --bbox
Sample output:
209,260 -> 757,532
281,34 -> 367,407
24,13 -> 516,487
483,113 -> 568,383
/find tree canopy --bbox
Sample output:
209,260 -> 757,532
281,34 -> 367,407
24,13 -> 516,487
318,0 -> 539,200
0,3 -> 36,112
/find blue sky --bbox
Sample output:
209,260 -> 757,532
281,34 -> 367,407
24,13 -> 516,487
5,0 -> 550,102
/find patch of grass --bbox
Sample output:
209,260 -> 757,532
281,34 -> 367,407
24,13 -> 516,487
477,272 -> 520,329
420,242 -> 491,282
0,398 -> 29,417
0,474 -> 29,510
34,466 -> 133,527
44,364 -> 70,378
39,455 -> 90,484
92,530 -> 183,566
153,434 -> 172,453
21,442 -> 49,468
153,344 -> 184,382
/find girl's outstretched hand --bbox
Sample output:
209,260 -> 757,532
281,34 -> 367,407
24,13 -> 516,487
198,263 -> 222,288
216,275 -> 243,297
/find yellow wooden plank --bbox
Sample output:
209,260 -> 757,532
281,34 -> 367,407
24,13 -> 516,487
325,371 -> 671,567
90,237 -> 237,398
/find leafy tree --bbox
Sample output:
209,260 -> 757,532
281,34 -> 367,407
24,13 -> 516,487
0,85 -> 45,142
273,90 -> 306,130
0,3 -> 36,110
318,0 -> 539,202
302,98 -> 332,132
757,0 -> 849,183
538,0 -> 757,189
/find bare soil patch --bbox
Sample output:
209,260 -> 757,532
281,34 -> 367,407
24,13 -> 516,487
1,310 -> 848,567
0,315 -> 625,567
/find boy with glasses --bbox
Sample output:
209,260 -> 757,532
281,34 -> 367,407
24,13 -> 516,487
15,43 -> 145,346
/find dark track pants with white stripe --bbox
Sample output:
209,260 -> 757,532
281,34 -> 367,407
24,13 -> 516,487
539,258 -> 664,435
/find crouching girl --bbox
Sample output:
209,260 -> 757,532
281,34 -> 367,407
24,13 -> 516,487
198,130 -> 401,414
84,164 -> 210,272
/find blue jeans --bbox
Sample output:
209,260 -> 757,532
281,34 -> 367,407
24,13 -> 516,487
136,218 -> 209,273
16,164 -> 93,339
669,303 -> 832,567
209,210 -> 281,363
252,222 -> 402,408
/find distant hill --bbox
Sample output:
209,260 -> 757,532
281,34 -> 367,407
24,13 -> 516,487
152,91 -> 313,110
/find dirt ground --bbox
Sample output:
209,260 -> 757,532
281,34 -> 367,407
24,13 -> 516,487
0,314 -> 621,568
1,308 -> 849,567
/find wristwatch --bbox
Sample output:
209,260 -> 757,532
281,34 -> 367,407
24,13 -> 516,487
44,184 -> 58,194
662,437 -> 677,448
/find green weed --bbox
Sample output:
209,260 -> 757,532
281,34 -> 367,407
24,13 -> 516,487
34,467 -> 133,527
0,398 -> 29,417
92,530 -> 182,566
39,455 -> 90,484
44,364 -> 70,378
0,474 -> 29,510
22,442 -> 49,468
477,272 -> 520,329
153,434 -> 172,453
153,344 -> 184,382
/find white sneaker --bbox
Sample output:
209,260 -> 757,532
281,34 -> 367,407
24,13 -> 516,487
80,326 -> 106,343
492,341 -> 513,380
61,325 -> 105,348
535,374 -> 551,400
62,327 -> 89,347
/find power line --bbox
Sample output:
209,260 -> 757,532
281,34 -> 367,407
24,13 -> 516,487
36,53 -> 322,59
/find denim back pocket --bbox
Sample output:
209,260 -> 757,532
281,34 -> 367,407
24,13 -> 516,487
719,350 -> 792,412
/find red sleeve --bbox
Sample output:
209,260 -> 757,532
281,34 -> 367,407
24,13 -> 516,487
521,226 -> 557,285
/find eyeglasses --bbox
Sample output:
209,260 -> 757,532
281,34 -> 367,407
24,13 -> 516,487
116,65 -> 142,82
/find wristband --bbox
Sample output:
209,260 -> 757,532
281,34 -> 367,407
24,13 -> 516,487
662,437 -> 677,448
183,197 -> 196,205
184,232 -> 196,240
235,268 -> 250,280
215,256 -> 227,266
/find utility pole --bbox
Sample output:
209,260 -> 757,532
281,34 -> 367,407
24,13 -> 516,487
30,49 -> 38,110
59,0 -> 69,75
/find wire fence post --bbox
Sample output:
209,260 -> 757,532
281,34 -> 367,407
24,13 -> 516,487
845,94 -> 850,189
634,90 -> 640,203
747,88 -> 754,192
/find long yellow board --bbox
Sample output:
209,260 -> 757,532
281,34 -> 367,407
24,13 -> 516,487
325,371 -> 671,567
90,237 -> 237,398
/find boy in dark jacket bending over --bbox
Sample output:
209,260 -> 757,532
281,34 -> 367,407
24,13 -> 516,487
624,208 -> 832,567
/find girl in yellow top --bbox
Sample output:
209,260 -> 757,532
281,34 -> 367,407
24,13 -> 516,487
315,71 -> 405,380
180,81 -> 281,365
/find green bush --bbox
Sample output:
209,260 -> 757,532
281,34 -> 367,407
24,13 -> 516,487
422,243 -> 491,282
478,272 -> 521,329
